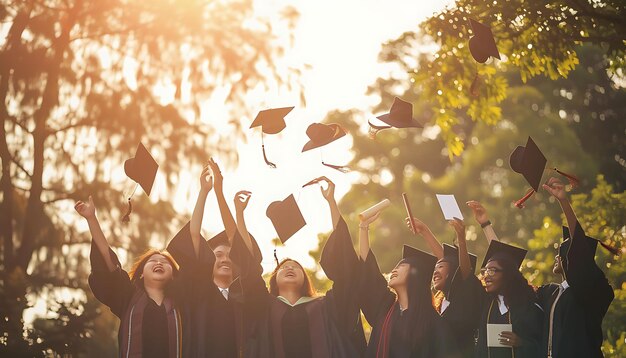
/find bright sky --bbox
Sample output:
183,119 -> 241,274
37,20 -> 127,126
177,0 -> 453,273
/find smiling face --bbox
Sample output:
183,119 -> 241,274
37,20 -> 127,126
481,260 -> 504,294
432,261 -> 451,291
275,260 -> 305,292
388,261 -> 411,289
213,244 -> 233,283
142,253 -> 175,284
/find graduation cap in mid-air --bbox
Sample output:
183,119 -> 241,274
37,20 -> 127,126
402,245 -> 438,283
266,194 -> 306,244
368,97 -> 423,139
122,143 -> 159,223
468,19 -> 501,96
481,240 -> 528,269
302,123 -> 349,172
249,106 -> 295,168
509,136 -> 579,208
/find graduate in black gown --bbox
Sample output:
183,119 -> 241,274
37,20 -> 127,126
537,177 -> 615,358
404,216 -> 483,358
75,196 -> 184,358
229,176 -> 367,358
166,159 -> 252,357
358,210 -> 460,358
469,202 -> 543,358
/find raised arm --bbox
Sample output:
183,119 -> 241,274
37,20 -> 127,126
405,216 -> 444,259
190,164 -> 212,258
542,177 -> 578,234
234,190 -> 254,254
358,211 -> 381,261
467,200 -> 499,243
75,196 -> 115,272
450,217 -> 471,279
208,158 -> 237,242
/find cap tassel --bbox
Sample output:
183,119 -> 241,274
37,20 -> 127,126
367,120 -> 390,140
514,188 -> 535,209
322,161 -> 350,173
262,144 -> 277,169
599,241 -> 621,256
273,248 -> 279,266
121,198 -> 132,223
470,72 -> 481,97
553,167 -> 579,188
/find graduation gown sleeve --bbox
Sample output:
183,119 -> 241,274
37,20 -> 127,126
359,250 -> 396,327
87,241 -> 133,319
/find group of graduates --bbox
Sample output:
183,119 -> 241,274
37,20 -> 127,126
74,157 -> 615,358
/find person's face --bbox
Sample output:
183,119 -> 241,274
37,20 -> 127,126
276,260 -> 305,292
481,260 -> 504,294
553,254 -> 563,275
388,261 -> 410,289
213,245 -> 233,281
142,254 -> 174,284
432,261 -> 451,291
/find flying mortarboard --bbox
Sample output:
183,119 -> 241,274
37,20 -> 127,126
402,245 -> 438,282
509,136 -> 579,208
481,240 -> 527,269
368,97 -> 423,139
266,194 -> 306,244
468,19 -> 501,96
122,143 -> 159,223
302,123 -> 349,172
250,106 -> 295,168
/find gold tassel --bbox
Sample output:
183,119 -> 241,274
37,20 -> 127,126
262,144 -> 277,169
514,188 -> 535,209
322,161 -> 350,173
599,241 -> 621,256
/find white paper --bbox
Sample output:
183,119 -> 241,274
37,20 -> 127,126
435,194 -> 464,220
487,323 -> 512,347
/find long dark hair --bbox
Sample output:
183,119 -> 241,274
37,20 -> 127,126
269,258 -> 316,297
395,258 -> 438,346
488,257 -> 535,308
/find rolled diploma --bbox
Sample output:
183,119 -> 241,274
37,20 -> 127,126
359,199 -> 391,221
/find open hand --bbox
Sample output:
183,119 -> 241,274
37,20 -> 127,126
207,157 -> 223,191
234,190 -> 251,213
466,200 -> 489,225
405,217 -> 430,236
449,217 -> 465,238
542,177 -> 567,201
199,164 -> 213,193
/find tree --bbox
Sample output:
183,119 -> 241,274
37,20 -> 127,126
0,0 -> 299,355
406,0 -> 625,155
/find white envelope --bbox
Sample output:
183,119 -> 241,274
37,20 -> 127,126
487,323 -> 513,347
435,194 -> 464,221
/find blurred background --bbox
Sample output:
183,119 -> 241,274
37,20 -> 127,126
0,0 -> 624,356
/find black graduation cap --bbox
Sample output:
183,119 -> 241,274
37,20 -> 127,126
368,97 -> 422,138
122,143 -> 159,223
402,245 -> 438,281
208,230 -> 230,250
559,225 -> 620,261
440,243 -> 478,270
250,106 -> 295,168
509,136 -> 579,208
266,194 -> 306,244
468,19 -> 501,96
481,240 -> 528,269
468,19 -> 500,63
301,123 -> 349,172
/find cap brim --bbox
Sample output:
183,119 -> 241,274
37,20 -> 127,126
481,240 -> 528,269
301,126 -> 347,152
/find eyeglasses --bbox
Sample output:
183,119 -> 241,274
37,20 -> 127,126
278,264 -> 301,272
480,267 -> 503,277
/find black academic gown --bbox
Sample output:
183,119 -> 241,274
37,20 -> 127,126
88,243 -> 186,358
474,292 -> 543,358
439,271 -> 484,358
360,251 -> 459,358
537,222 -> 614,358
229,217 -> 367,358
167,229 -> 245,358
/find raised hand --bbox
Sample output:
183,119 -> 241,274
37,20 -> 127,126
199,164 -> 213,194
542,177 -> 567,201
314,176 -> 336,203
405,217 -> 430,236
449,217 -> 465,238
75,196 -> 96,219
360,211 -> 381,227
466,200 -> 489,225
207,157 -> 223,191
234,190 -> 252,214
